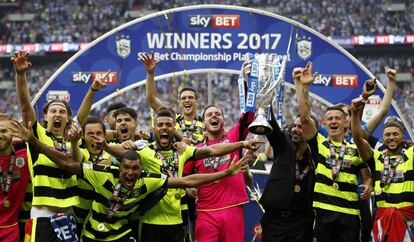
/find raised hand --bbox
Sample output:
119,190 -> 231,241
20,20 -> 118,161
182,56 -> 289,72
139,52 -> 159,74
11,50 -> 32,75
386,68 -> 397,83
300,62 -> 317,86
351,97 -> 366,113
362,78 -> 377,99
10,120 -> 33,141
91,70 -> 110,91
292,67 -> 303,82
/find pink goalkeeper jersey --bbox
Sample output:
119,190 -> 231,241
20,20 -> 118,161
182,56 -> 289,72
184,112 -> 253,211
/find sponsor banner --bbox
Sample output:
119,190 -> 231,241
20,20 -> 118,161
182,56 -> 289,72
313,74 -> 358,87
362,95 -> 381,123
72,71 -> 117,84
31,5 -> 409,150
46,90 -> 70,102
1,34 -> 414,54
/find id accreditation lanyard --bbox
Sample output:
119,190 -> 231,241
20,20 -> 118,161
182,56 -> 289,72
107,183 -> 131,219
328,140 -> 347,183
154,145 -> 179,178
380,148 -> 406,187
0,147 -> 16,195
295,162 -> 311,183
293,158 -> 311,193
178,116 -> 198,140
47,132 -> 68,154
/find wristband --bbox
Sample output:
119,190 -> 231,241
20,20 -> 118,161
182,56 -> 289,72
90,87 -> 99,92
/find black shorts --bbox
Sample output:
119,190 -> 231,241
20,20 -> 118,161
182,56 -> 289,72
313,208 -> 361,242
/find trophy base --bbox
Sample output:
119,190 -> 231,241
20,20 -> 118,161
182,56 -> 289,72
248,125 -> 272,135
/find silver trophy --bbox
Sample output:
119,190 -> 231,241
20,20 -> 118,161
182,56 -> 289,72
248,53 -> 287,135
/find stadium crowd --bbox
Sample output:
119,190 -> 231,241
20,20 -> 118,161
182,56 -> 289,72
1,0 -> 414,44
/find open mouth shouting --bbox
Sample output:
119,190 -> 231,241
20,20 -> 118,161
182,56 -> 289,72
123,175 -> 137,190
120,127 -> 129,138
158,132 -> 171,147
53,120 -> 62,129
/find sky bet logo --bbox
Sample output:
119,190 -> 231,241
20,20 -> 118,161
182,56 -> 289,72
188,14 -> 240,28
313,74 -> 358,87
72,72 -> 117,84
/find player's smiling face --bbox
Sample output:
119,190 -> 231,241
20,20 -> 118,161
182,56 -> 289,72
383,126 -> 404,152
324,109 -> 346,139
179,90 -> 198,117
203,106 -> 224,134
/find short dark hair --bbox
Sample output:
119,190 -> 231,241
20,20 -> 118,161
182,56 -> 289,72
202,105 -> 224,119
113,107 -> 137,120
154,106 -> 176,121
384,120 -> 405,133
179,87 -> 198,100
106,102 -> 127,114
325,105 -> 346,118
82,116 -> 106,134
121,150 -> 141,164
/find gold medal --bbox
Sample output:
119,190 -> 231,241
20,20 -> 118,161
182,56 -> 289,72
97,223 -> 105,231
3,199 -> 10,208
375,190 -> 382,196
294,185 -> 301,193
332,182 -> 339,190
174,193 -> 181,200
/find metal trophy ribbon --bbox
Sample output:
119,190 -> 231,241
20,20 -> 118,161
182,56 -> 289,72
244,53 -> 287,135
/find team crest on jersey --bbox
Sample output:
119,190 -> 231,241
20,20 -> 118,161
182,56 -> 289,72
15,157 -> 25,168
346,147 -> 356,156
297,36 -> 312,60
116,35 -> 131,58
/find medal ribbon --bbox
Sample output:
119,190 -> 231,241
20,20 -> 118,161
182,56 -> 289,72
107,183 -> 131,219
0,147 -> 15,195
328,140 -> 347,181
47,132 -> 68,154
154,145 -> 179,178
380,148 -> 406,187
294,161 -> 310,182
